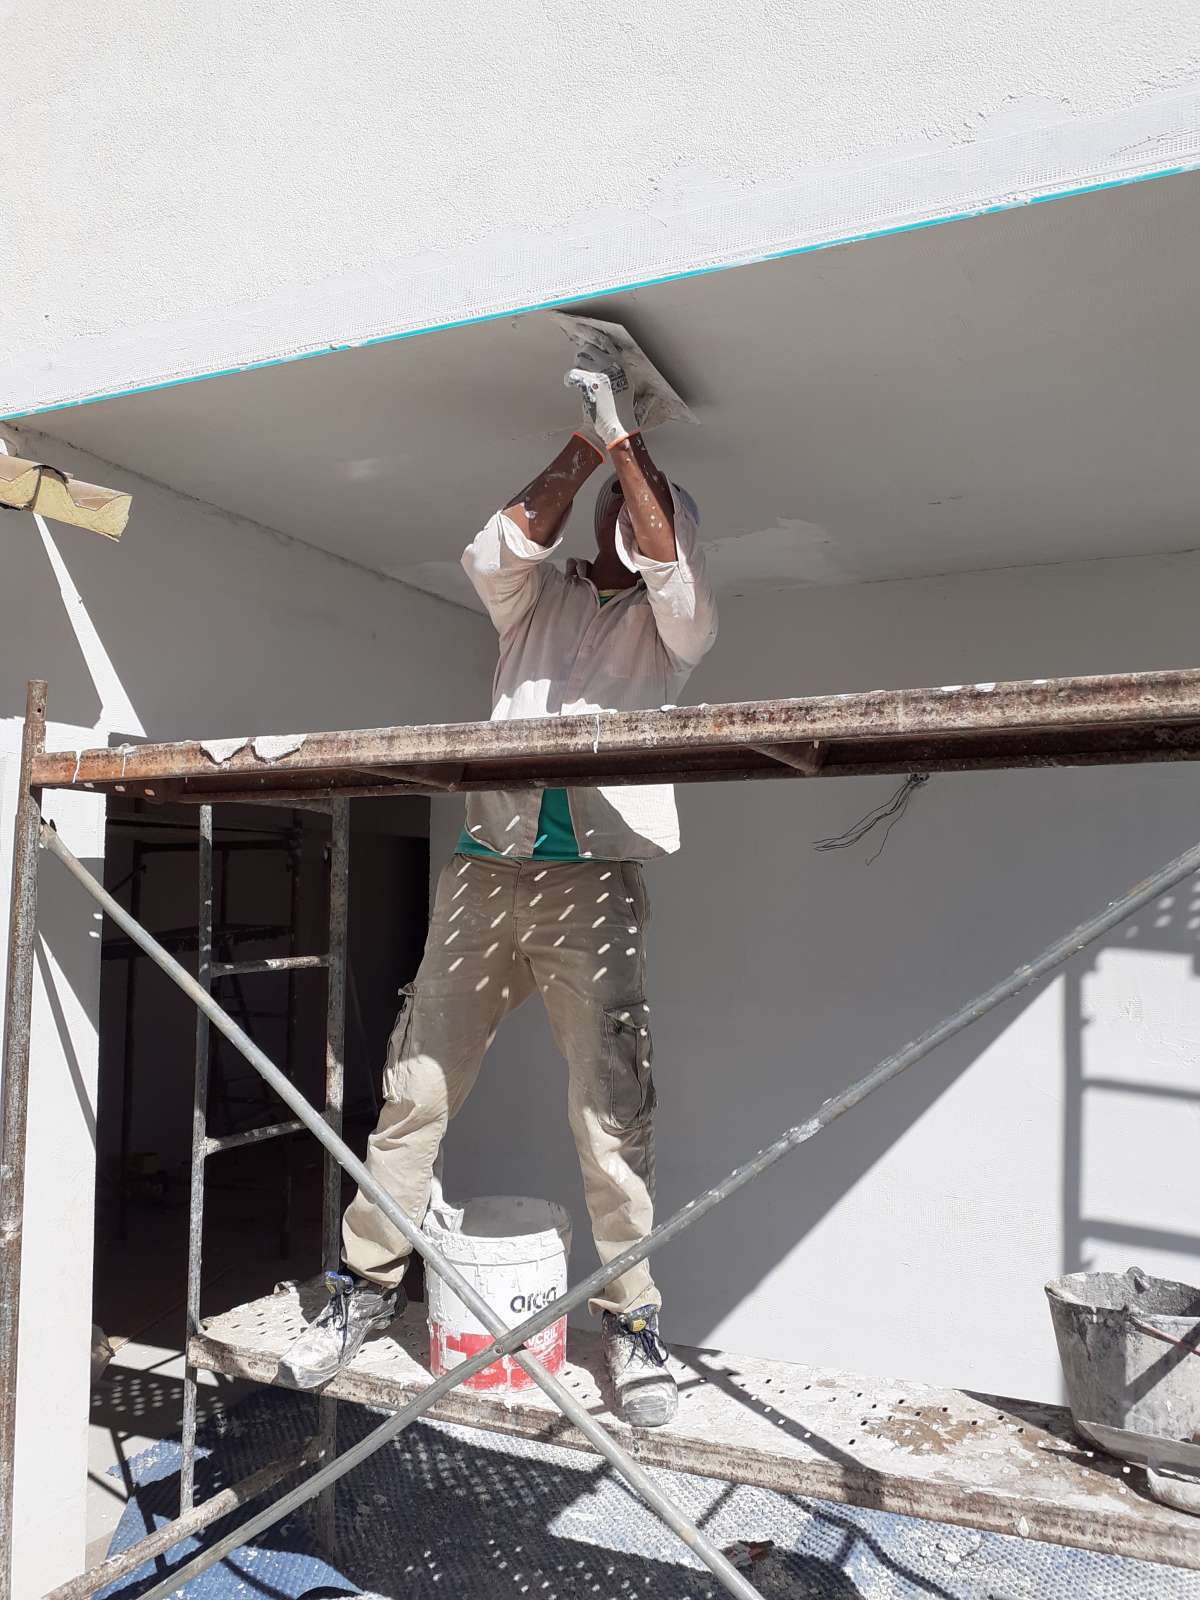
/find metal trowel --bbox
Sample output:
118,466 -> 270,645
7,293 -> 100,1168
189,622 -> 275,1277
550,311 -> 697,433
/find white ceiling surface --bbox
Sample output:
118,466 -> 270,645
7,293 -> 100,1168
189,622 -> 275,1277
27,173 -> 1200,611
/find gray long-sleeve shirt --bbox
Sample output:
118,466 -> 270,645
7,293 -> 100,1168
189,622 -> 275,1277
460,483 -> 718,860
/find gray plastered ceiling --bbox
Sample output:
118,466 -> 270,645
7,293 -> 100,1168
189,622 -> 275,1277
23,171 -> 1200,613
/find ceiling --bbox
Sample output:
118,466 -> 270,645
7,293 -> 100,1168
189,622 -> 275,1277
24,171 -> 1200,613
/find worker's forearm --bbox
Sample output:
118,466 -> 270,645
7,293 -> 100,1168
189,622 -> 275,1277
504,434 -> 604,546
607,433 -> 676,562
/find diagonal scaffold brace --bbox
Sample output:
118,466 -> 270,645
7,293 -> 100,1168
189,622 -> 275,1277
30,797 -> 1200,1598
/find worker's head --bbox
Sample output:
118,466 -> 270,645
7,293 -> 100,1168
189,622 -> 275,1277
591,475 -> 697,583
593,475 -> 624,552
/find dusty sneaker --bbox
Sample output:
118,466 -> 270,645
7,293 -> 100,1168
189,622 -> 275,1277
602,1303 -> 677,1427
277,1270 -> 402,1390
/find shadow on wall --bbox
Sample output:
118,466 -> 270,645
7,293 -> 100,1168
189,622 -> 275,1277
28,843 -> 106,1150
451,760 -> 1200,1397
1062,885 -> 1200,1281
704,763 -> 1199,1372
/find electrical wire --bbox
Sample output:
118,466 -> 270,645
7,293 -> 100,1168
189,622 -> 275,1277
813,773 -> 929,863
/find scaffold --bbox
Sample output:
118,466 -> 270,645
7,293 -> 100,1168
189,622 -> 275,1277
7,668 -> 1200,1599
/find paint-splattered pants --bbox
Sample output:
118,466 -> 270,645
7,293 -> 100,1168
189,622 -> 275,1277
342,853 -> 658,1315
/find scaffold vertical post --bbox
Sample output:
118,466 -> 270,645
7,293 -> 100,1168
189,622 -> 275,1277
116,834 -> 144,1243
0,679 -> 47,1600
180,804 -> 214,1512
280,816 -> 304,1257
316,798 -> 350,1553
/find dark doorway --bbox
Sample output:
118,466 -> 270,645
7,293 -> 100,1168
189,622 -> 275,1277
91,796 -> 429,1362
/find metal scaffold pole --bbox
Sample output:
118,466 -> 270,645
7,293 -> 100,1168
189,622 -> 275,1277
316,798 -> 350,1553
0,681 -> 46,1600
180,805 -> 214,1512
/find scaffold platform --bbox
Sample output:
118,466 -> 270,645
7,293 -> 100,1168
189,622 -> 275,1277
191,1280 -> 1200,1573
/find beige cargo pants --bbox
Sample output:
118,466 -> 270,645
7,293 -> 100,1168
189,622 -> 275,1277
342,853 -> 659,1315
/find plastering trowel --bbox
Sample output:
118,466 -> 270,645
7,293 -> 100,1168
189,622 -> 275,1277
550,311 -> 697,434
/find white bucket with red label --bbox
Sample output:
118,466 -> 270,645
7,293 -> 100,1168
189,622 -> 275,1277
424,1194 -> 572,1393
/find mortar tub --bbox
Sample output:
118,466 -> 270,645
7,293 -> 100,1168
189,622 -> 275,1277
1046,1266 -> 1200,1515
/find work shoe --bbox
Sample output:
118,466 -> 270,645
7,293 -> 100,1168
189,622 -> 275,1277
602,1304 -> 677,1427
277,1270 -> 403,1390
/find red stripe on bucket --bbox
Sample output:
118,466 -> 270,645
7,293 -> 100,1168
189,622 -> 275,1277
430,1317 -> 567,1391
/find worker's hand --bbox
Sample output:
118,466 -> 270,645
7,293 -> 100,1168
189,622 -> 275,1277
565,345 -> 639,450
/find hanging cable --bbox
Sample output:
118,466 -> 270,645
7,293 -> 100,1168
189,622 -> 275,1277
813,773 -> 929,863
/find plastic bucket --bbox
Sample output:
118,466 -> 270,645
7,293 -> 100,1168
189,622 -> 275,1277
424,1195 -> 572,1393
1046,1266 -> 1200,1513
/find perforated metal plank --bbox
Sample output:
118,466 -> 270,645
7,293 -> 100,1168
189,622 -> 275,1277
190,1282 -> 1200,1571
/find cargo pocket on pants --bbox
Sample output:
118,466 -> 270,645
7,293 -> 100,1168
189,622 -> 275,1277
602,1003 -> 656,1131
381,983 -> 416,1104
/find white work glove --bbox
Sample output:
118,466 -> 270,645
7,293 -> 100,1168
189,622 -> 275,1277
565,344 -> 640,450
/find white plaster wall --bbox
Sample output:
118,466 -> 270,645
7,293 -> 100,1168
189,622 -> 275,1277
0,429 -> 490,1595
446,548 -> 1200,1403
4,2 -> 1200,411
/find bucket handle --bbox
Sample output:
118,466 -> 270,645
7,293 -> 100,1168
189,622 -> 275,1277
1128,1317 -> 1200,1358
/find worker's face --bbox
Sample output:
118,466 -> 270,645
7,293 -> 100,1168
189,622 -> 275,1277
594,477 -> 623,553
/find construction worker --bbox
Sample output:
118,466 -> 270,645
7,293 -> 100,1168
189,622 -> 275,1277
281,349 -> 717,1426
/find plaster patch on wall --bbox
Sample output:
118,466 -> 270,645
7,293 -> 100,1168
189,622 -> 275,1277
704,520 -> 856,591
200,737 -> 249,764
345,457 -> 392,482
253,733 -> 306,761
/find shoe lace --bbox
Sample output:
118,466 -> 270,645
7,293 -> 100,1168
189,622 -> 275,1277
618,1309 -> 666,1369
316,1274 -> 352,1336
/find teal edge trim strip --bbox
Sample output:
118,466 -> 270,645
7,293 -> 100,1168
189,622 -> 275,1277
5,161 -> 1193,423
